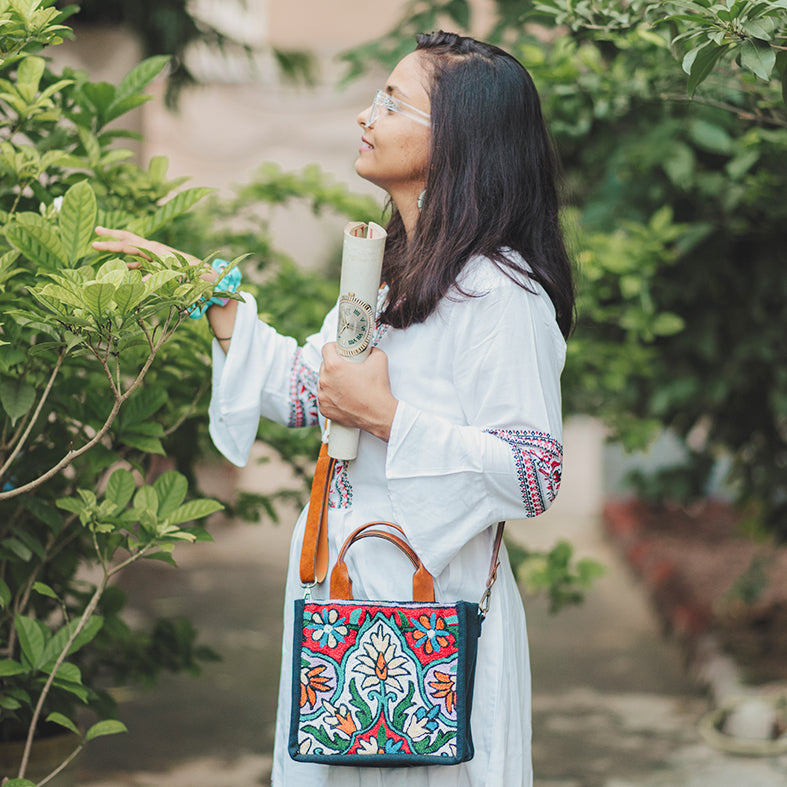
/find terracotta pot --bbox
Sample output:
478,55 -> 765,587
0,731 -> 79,786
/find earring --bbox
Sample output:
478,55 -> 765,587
417,190 -> 426,210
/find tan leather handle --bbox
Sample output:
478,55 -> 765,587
330,521 -> 435,602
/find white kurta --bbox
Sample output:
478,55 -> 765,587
209,253 -> 566,787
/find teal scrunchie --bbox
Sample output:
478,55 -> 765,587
188,258 -> 242,319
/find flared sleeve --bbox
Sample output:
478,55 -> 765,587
384,264 -> 567,577
208,292 -> 336,466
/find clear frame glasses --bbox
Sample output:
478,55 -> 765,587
365,89 -> 431,128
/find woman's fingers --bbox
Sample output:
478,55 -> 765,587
92,227 -> 154,260
92,226 -> 198,265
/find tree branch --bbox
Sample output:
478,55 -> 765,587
0,350 -> 66,480
0,325 -> 175,502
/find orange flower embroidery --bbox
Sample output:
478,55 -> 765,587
428,671 -> 456,714
300,664 -> 330,708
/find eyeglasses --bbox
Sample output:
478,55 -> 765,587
365,89 -> 431,128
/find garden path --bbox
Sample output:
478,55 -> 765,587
77,426 -> 787,786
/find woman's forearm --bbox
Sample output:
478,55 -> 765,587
207,298 -> 239,354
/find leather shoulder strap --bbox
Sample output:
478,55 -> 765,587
299,443 -> 334,585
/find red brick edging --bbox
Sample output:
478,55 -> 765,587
604,500 -> 712,643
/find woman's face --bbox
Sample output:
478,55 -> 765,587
355,52 -> 432,200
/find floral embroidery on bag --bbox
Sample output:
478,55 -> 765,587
294,602 -> 467,760
485,428 -> 563,516
287,348 -> 319,428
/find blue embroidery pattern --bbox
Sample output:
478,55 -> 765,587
485,429 -> 563,516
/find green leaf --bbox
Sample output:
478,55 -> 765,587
0,695 -> 22,710
3,779 -> 37,786
81,80 -> 115,114
105,468 -> 136,509
113,280 -> 147,314
0,577 -> 11,608
32,581 -> 58,600
16,56 -> 46,102
23,497 -> 63,533
5,213 -> 67,268
59,180 -> 97,264
689,120 -> 733,154
154,471 -> 188,518
119,433 -> 165,455
167,499 -> 224,526
129,187 -> 214,236
134,485 -> 158,515
67,614 -> 103,656
86,719 -> 128,742
1,537 -> 33,562
0,378 -> 35,426
740,38 -> 776,81
15,615 -> 46,669
44,660 -> 82,685
0,659 -> 26,677
684,42 -> 728,96
115,55 -> 170,102
82,281 -> 116,318
122,385 -> 168,426
46,711 -> 80,737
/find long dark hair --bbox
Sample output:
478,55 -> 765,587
379,31 -> 575,339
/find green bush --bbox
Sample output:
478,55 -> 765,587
354,0 -> 787,539
0,2 -> 229,781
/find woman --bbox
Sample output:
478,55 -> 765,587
95,30 -> 574,787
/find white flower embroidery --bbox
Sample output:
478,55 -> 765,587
310,608 -> 348,649
355,623 -> 409,691
404,713 -> 430,741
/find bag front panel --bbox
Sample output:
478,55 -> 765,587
289,599 -> 480,766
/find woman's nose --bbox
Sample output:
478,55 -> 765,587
358,105 -> 373,129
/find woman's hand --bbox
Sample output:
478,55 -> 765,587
318,344 -> 398,442
92,227 -> 217,282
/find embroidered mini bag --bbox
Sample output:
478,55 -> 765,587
288,444 -> 504,767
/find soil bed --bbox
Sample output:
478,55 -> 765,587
605,499 -> 787,684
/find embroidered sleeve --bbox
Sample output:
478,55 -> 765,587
287,347 -> 320,428
483,429 -> 563,517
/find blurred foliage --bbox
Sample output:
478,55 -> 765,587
506,538 -> 605,613
56,0 -> 316,107
349,0 -> 787,540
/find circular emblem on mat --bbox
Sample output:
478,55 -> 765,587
337,293 -> 374,357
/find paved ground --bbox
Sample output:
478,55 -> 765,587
71,435 -> 787,787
